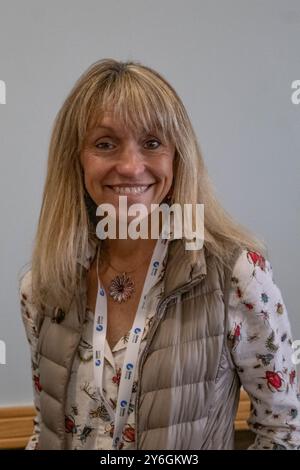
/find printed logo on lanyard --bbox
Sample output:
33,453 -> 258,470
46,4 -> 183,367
151,260 -> 160,275
132,327 -> 141,343
96,313 -> 104,332
119,400 -> 128,417
125,363 -> 134,380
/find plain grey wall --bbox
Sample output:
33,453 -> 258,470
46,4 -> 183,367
0,0 -> 299,406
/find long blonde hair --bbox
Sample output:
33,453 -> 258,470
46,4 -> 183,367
19,58 -> 267,312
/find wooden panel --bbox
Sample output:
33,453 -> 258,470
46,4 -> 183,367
0,390 -> 250,448
0,406 -> 36,449
235,389 -> 251,430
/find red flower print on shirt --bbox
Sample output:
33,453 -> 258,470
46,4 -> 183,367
247,250 -> 266,271
243,301 -> 254,311
112,367 -> 121,386
229,321 -> 243,351
261,367 -> 285,392
33,374 -> 42,393
123,424 -> 135,443
289,369 -> 296,386
65,414 -> 79,435
236,287 -> 242,299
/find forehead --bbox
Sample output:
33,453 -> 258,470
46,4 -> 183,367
94,116 -> 127,134
94,111 -> 119,127
87,113 -> 160,139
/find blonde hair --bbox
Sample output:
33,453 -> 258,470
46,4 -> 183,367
19,58 -> 267,312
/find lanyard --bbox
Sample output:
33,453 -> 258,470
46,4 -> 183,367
92,225 -> 170,450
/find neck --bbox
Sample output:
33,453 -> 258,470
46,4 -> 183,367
100,214 -> 163,268
102,236 -> 158,262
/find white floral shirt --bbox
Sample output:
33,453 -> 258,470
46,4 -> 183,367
20,246 -> 300,450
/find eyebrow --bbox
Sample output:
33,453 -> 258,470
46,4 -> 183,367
90,126 -> 156,136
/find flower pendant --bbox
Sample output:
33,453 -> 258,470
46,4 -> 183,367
109,272 -> 135,303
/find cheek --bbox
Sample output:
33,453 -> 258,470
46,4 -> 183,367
165,151 -> 175,173
154,154 -> 174,177
164,159 -> 174,180
81,151 -> 107,181
168,161 -> 174,177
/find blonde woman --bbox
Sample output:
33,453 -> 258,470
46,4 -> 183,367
19,59 -> 300,450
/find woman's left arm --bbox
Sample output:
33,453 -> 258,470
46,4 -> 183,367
228,249 -> 300,450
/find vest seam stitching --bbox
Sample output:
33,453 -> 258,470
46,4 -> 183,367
39,355 -> 68,370
140,415 -> 209,433
146,332 -> 223,354
140,378 -> 215,395
40,390 -> 62,404
179,287 -> 223,302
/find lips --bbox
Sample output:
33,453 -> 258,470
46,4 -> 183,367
107,183 -> 155,187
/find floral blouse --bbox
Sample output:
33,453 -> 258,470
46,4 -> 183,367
20,246 -> 300,450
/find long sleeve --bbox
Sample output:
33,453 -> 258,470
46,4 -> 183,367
19,270 -> 42,450
228,249 -> 300,450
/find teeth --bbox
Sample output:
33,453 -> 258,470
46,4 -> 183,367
110,186 -> 149,194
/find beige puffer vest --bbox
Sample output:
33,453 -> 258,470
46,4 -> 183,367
35,240 -> 243,450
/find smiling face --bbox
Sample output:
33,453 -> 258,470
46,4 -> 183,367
80,112 -> 175,225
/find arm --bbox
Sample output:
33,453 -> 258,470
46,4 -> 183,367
19,270 -> 42,450
228,249 -> 300,450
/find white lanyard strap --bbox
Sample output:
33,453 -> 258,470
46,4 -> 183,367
93,226 -> 169,449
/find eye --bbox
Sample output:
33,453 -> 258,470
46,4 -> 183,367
144,139 -> 161,150
95,141 -> 115,150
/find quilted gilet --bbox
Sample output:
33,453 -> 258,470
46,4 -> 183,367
35,239 -> 243,450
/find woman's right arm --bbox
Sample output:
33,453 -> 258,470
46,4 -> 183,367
19,270 -> 42,450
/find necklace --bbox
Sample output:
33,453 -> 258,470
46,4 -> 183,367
96,244 -> 153,304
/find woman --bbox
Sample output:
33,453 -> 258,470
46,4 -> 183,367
19,58 -> 300,450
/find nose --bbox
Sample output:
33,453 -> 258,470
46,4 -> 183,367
114,144 -> 146,177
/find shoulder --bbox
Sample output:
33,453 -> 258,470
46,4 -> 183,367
229,248 -> 287,318
230,248 -> 277,306
19,269 -> 33,300
19,270 -> 36,315
232,248 -> 271,282
19,270 -> 41,340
